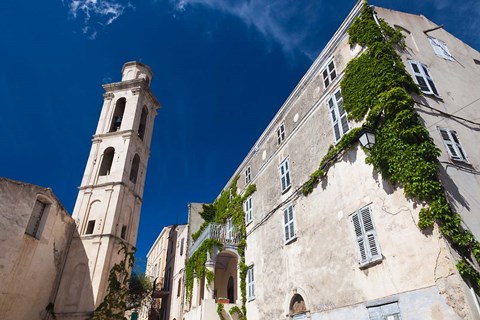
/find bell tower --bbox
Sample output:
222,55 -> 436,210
54,62 -> 160,318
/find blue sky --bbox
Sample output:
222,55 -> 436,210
1,0 -> 479,264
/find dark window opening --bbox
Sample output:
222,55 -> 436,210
86,220 -> 95,235
180,238 -> 184,256
474,59 -> 480,65
130,154 -> 140,183
109,98 -> 126,132
121,225 -> 127,239
99,147 -> 115,176
138,106 -> 148,140
227,276 -> 234,303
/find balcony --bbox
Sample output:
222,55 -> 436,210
189,223 -> 241,258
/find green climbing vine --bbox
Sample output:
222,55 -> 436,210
93,241 -> 135,320
303,0 -> 480,291
185,176 -> 256,319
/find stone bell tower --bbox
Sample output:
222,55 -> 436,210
54,62 -> 160,319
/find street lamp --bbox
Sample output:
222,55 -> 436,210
359,128 -> 376,149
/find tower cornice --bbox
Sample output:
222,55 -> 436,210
102,79 -> 161,110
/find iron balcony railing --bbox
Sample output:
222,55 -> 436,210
188,223 -> 241,257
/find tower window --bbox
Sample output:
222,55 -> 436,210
130,154 -> 140,183
109,98 -> 126,132
138,106 -> 148,141
99,147 -> 115,176
85,220 -> 95,235
121,225 -> 127,239
25,199 -> 48,239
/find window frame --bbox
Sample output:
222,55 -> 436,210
283,203 -> 296,244
351,205 -> 382,268
25,199 -> 49,239
408,60 -> 440,97
439,128 -> 468,162
322,59 -> 337,89
428,37 -> 453,61
277,122 -> 286,145
245,166 -> 251,185
279,158 -> 292,193
247,265 -> 255,301
327,89 -> 350,143
244,196 -> 253,225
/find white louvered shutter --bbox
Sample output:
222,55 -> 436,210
352,206 -> 381,265
352,212 -> 367,263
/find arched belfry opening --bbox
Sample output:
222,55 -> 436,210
109,98 -> 126,132
130,154 -> 140,183
99,147 -> 115,176
289,294 -> 307,319
138,106 -> 148,141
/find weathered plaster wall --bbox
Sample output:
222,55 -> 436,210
0,178 -> 74,320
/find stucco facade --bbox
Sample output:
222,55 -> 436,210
0,178 -> 75,320
183,2 -> 480,320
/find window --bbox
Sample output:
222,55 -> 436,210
474,59 -> 480,65
138,106 -> 148,140
180,238 -> 184,256
226,217 -> 234,240
130,154 -> 140,183
25,199 -> 48,238
408,60 -> 439,96
247,265 -> 255,301
439,128 -> 467,162
428,37 -> 453,61
328,89 -> 349,142
322,59 -> 337,88
279,158 -> 291,192
121,225 -> 127,239
245,166 -> 251,184
283,204 -> 296,243
367,302 -> 401,320
109,98 -> 126,132
99,147 -> 115,176
277,122 -> 286,145
177,278 -> 182,297
85,220 -> 95,235
352,206 -> 381,267
244,196 -> 253,224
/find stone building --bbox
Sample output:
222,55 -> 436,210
0,178 -> 75,320
183,1 -> 480,320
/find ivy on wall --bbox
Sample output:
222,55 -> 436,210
304,0 -> 480,292
185,176 -> 256,320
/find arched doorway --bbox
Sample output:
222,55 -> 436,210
214,251 -> 238,303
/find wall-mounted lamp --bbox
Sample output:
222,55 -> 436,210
359,128 -> 376,149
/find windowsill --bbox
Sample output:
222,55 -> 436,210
281,185 -> 292,194
284,236 -> 297,246
423,92 -> 443,100
359,257 -> 383,269
247,296 -> 256,302
246,220 -> 253,227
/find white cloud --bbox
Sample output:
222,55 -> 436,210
169,0 -> 323,58
63,0 -> 134,39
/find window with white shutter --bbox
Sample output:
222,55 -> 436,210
408,60 -> 440,96
245,166 -> 251,184
244,196 -> 253,224
277,123 -> 286,145
428,37 -> 453,61
25,199 -> 48,238
352,205 -> 381,267
439,128 -> 468,162
328,89 -> 349,143
247,265 -> 255,301
283,204 -> 296,244
322,59 -> 337,89
279,158 -> 291,192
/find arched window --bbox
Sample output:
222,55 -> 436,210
109,98 -> 126,132
138,106 -> 148,140
99,147 -> 115,176
130,154 -> 140,183
290,294 -> 307,318
145,76 -> 150,86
